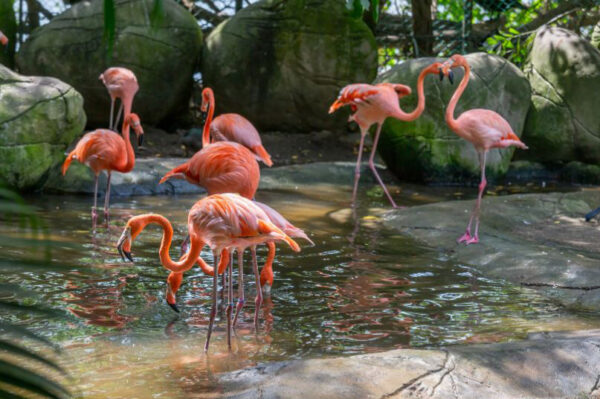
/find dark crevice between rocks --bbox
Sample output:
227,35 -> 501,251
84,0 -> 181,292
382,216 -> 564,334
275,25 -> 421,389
430,353 -> 456,396
0,87 -> 74,126
521,282 -> 600,291
379,350 -> 449,399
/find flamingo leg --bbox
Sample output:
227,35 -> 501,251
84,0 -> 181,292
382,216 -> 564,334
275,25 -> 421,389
369,123 -> 398,208
351,130 -> 367,207
204,250 -> 220,352
459,151 -> 487,245
260,242 -> 275,296
114,103 -> 124,132
109,98 -> 115,130
92,174 -> 99,227
103,171 -> 112,222
226,251 -> 234,350
233,250 -> 245,327
251,246 -> 262,329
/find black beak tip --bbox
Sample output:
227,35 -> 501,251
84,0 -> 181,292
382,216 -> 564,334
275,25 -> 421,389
124,251 -> 134,263
167,302 -> 180,313
448,70 -> 455,85
138,135 -> 144,147
439,70 -> 444,81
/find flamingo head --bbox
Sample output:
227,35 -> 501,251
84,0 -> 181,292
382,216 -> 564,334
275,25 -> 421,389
126,113 -> 144,146
166,272 -> 183,313
0,32 -> 8,46
440,54 -> 467,84
116,215 -> 147,262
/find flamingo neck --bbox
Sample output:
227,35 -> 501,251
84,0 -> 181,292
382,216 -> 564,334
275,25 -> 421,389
400,68 -> 431,122
201,93 -> 215,148
138,214 -> 203,273
445,62 -> 470,133
115,119 -> 135,173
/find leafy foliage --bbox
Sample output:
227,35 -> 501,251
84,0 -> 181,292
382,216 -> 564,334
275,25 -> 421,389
346,0 -> 384,23
0,187 -> 72,399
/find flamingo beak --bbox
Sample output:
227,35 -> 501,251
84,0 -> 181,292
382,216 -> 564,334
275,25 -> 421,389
448,69 -> 455,85
439,68 -> 444,81
167,301 -> 180,313
117,228 -> 134,262
138,134 -> 144,147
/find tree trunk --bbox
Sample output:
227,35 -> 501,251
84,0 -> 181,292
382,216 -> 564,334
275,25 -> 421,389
411,0 -> 433,56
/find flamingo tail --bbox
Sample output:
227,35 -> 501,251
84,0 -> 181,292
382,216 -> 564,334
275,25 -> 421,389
252,145 -> 273,167
258,219 -> 300,252
159,163 -> 188,184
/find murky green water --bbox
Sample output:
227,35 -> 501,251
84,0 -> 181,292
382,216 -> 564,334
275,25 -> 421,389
2,182 -> 599,398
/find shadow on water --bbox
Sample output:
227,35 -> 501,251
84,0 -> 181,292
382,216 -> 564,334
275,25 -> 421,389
1,182 -> 597,398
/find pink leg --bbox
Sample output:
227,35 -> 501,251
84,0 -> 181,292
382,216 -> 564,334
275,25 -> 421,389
351,131 -> 367,207
113,103 -> 123,132
103,172 -> 111,223
226,251 -> 233,350
459,151 -> 487,245
109,98 -> 115,130
92,174 -> 99,229
233,250 -> 245,327
369,123 -> 398,208
251,246 -> 262,329
204,250 -> 220,352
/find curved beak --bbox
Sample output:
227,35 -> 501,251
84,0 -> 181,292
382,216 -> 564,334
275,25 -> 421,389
138,134 -> 144,147
167,301 -> 180,313
439,68 -> 444,81
448,69 -> 455,85
116,229 -> 134,263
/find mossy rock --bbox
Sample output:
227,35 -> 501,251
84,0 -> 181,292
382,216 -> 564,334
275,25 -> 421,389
0,65 -> 86,190
17,0 -> 202,127
376,53 -> 530,183
202,0 -> 377,132
0,0 -> 17,68
521,27 -> 600,164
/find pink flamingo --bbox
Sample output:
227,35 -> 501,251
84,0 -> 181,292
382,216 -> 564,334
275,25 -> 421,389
117,193 -> 300,350
99,67 -> 139,131
62,113 -> 144,225
328,62 -> 443,208
0,31 -> 8,46
200,88 -> 273,166
440,54 -> 528,244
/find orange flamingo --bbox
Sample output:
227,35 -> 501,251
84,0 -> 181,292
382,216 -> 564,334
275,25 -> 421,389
0,31 -> 8,46
116,193 -> 300,351
99,67 -> 139,131
329,62 -> 443,208
440,54 -> 528,244
200,87 -> 272,166
62,113 -> 144,225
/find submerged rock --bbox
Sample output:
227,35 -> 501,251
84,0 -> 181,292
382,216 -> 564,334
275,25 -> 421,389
0,66 -> 86,190
522,27 -> 600,164
202,0 -> 377,132
375,53 -> 530,183
211,329 -> 600,399
17,0 -> 202,127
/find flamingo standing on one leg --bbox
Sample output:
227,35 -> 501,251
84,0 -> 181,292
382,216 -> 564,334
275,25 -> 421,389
116,193 -> 300,351
0,31 -> 8,46
99,67 -> 139,131
439,54 -> 528,244
200,87 -> 273,166
328,62 -> 443,208
62,113 -> 144,225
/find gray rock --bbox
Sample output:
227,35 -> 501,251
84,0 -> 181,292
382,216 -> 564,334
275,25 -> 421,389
201,0 -> 377,133
375,53 -> 530,183
521,27 -> 600,164
0,65 -> 86,190
209,329 -> 600,398
384,190 -> 600,310
17,0 -> 202,127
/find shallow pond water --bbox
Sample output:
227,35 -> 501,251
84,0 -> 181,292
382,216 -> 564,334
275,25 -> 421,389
2,182 -> 599,398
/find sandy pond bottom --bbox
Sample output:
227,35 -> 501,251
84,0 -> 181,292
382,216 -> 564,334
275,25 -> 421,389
3,183 -> 600,398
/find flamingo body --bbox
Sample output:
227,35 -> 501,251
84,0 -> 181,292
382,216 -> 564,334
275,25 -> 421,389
211,114 -> 273,167
99,67 -> 139,130
159,141 -> 260,199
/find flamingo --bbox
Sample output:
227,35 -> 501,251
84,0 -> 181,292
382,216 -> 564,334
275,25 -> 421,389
171,199 -> 313,327
99,67 -> 139,131
439,54 -> 528,244
328,61 -> 444,208
62,113 -> 144,225
116,193 -> 300,351
200,87 -> 272,166
0,31 -> 8,46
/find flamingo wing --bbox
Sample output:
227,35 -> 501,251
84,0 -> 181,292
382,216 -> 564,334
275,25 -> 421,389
211,114 -> 273,166
457,110 -> 528,151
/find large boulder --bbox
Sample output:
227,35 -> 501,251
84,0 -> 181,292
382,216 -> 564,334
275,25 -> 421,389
376,53 -> 531,183
521,27 -> 600,164
17,0 -> 202,127
0,66 -> 86,190
201,0 -> 377,133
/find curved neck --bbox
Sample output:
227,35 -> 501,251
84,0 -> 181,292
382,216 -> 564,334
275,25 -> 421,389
445,63 -> 470,133
400,68 -> 431,122
201,93 -> 215,148
115,119 -> 135,172
138,214 -> 203,273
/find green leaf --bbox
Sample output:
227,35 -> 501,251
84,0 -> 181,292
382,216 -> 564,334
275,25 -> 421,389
0,340 -> 66,375
103,0 -> 116,62
371,0 -> 379,22
0,360 -> 70,399
149,0 -> 164,29
348,0 -> 364,18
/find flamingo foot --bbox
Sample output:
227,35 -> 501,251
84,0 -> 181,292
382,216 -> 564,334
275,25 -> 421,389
232,299 -> 245,327
457,230 -> 471,243
465,236 -> 479,245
